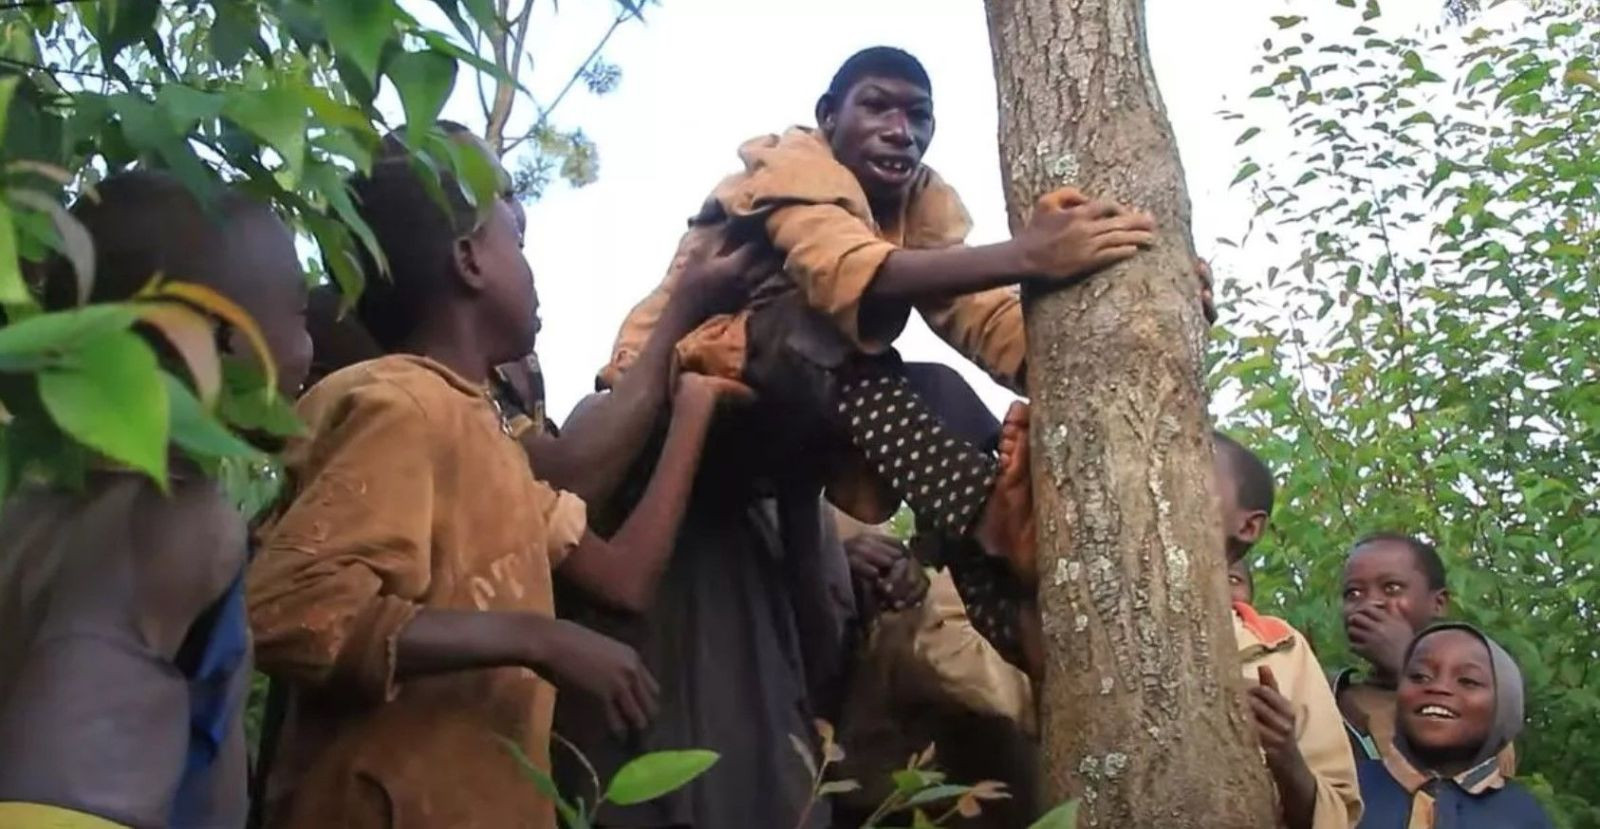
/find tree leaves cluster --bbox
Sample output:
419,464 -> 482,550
1211,1 -> 1599,824
0,0 -> 631,498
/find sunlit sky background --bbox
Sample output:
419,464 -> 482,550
406,0 -> 1452,422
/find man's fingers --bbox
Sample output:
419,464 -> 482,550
1090,247 -> 1142,269
1036,187 -> 1089,213
1093,230 -> 1158,251
1258,665 -> 1279,692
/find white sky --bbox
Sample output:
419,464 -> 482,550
420,0 -> 1444,422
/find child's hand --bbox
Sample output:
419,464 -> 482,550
877,551 -> 930,612
1013,188 -> 1156,281
676,235 -> 764,319
1345,605 -> 1414,679
1250,666 -> 1319,829
537,620 -> 660,736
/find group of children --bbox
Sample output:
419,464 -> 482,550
0,44 -> 1556,829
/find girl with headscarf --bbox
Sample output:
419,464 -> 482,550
1356,622 -> 1554,828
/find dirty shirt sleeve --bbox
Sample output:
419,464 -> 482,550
539,486 -> 587,568
249,381 -> 439,704
916,287 -> 1026,393
765,202 -> 908,352
903,572 -> 1036,734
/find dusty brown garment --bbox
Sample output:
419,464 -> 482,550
250,355 -> 586,829
599,127 -> 1024,393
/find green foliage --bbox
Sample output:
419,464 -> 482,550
1214,1 -> 1600,824
502,737 -> 719,829
0,0 -> 637,498
791,722 -> 1015,828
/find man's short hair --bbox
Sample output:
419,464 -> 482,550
824,46 -> 932,106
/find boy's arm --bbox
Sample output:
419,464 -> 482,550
525,242 -> 755,504
766,190 -> 1154,354
250,383 -> 658,729
555,374 -> 733,613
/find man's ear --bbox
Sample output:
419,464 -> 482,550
452,234 -> 487,292
1239,509 -> 1268,546
815,94 -> 837,136
1431,587 -> 1451,618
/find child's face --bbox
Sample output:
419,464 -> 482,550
821,74 -> 935,205
225,209 -> 312,399
1227,559 -> 1253,605
1397,629 -> 1496,759
1342,540 -> 1444,636
471,198 -> 539,360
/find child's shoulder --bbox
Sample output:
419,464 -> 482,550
301,354 -> 476,425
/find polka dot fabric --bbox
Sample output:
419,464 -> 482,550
836,370 -> 996,537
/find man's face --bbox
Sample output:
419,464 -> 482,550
820,75 -> 934,204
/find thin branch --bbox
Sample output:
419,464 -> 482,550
0,0 -> 90,10
500,8 -> 627,155
0,55 -> 156,89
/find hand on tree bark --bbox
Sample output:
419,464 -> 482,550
1011,188 -> 1156,281
1250,667 -> 1319,829
1195,259 -> 1217,324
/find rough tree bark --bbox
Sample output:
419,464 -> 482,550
984,1 -> 1279,826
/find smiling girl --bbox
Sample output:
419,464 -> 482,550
1355,623 -> 1553,828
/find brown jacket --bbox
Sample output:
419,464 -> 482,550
250,355 -> 586,829
599,127 -> 1025,393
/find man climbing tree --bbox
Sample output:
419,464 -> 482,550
983,1 -> 1279,825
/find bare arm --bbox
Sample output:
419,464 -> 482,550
556,376 -> 733,613
864,189 -> 1155,304
523,243 -> 757,504
522,297 -> 700,504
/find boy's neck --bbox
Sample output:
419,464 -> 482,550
402,313 -> 500,387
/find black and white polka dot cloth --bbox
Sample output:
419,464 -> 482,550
836,370 -> 996,537
837,365 -> 1026,669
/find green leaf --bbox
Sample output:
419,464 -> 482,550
93,0 -> 160,64
224,86 -> 308,178
817,780 -> 861,797
1231,161 -> 1262,187
38,329 -> 168,483
903,784 -> 975,808
1235,126 -> 1261,146
1028,800 -> 1080,829
216,358 -> 302,438
1465,61 -> 1495,87
111,94 -> 219,206
321,0 -> 391,84
0,201 -> 28,309
0,305 -> 139,368
604,750 -> 719,807
208,0 -> 268,68
1271,16 -> 1304,29
166,372 -> 261,460
442,132 -> 507,219
156,85 -> 226,134
388,49 -> 459,146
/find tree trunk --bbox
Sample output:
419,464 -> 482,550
983,1 -> 1279,826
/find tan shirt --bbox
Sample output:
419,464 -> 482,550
1234,604 -> 1364,829
600,127 -> 1025,393
250,355 -> 586,829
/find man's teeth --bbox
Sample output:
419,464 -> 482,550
876,159 -> 911,173
1418,704 -> 1458,719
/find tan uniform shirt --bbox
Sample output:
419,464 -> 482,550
1234,604 -> 1364,829
250,355 -> 586,829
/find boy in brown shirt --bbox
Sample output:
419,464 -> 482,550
249,129 -> 744,828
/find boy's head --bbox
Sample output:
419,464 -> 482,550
56,170 -> 311,398
1342,532 -> 1448,635
348,123 -> 535,366
1212,431 -> 1274,562
1227,557 -> 1254,605
816,46 -> 935,207
1397,624 -> 1522,771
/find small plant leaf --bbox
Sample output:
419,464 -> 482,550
605,750 -> 719,807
